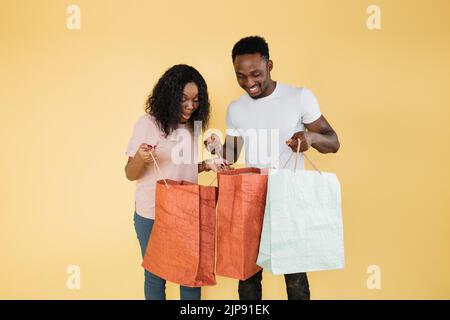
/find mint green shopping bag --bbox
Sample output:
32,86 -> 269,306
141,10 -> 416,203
256,150 -> 345,275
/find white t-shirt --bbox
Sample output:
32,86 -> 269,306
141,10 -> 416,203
226,82 -> 322,170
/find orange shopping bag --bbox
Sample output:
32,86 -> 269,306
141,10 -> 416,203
142,179 -> 217,287
216,168 -> 269,280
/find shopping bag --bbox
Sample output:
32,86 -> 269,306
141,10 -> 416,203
256,156 -> 345,275
142,179 -> 217,287
216,167 -> 268,280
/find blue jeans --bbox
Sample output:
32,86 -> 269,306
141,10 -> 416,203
133,212 -> 201,300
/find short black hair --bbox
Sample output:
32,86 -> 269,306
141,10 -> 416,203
232,36 -> 270,62
145,64 -> 210,137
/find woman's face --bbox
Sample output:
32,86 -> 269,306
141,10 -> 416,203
180,82 -> 199,123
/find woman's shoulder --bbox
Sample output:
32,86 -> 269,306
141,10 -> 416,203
134,114 -> 160,131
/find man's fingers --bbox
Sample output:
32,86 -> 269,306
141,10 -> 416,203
288,140 -> 298,149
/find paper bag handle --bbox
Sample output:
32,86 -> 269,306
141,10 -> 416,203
282,138 -> 322,174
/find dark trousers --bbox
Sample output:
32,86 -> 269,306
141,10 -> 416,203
238,270 -> 310,300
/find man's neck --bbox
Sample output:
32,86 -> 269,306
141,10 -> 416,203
259,80 -> 277,98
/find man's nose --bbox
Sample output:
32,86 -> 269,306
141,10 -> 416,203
246,79 -> 255,87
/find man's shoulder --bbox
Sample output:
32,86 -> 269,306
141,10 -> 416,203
278,82 -> 307,96
278,84 -> 320,106
227,93 -> 250,112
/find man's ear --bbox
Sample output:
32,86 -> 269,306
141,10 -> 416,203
267,59 -> 273,72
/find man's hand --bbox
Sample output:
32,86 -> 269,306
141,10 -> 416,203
286,131 -> 314,153
204,133 -> 222,155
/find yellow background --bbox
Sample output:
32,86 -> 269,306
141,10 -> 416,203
1,0 -> 449,299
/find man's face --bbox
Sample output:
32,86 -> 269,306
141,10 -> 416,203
233,53 -> 273,99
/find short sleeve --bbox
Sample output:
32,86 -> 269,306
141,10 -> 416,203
226,103 -> 241,137
300,87 -> 322,124
125,115 -> 161,158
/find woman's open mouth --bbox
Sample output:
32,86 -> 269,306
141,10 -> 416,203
181,112 -> 192,120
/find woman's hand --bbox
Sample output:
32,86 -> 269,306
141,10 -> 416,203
125,143 -> 157,181
137,143 -> 157,165
203,158 -> 231,173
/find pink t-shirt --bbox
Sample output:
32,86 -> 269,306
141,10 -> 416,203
126,114 -> 199,219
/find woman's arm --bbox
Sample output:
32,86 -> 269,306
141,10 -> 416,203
124,143 -> 155,181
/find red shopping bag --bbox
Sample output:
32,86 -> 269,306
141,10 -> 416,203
216,168 -> 269,280
142,179 -> 217,287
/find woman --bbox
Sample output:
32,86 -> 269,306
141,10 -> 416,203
124,64 -> 224,300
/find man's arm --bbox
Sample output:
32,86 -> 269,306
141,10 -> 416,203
287,115 -> 340,154
222,135 -> 244,164
205,134 -> 244,164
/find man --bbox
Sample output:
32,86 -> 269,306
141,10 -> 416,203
206,36 -> 340,300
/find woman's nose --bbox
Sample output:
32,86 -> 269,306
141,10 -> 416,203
186,101 -> 197,111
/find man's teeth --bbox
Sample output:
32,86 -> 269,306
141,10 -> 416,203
249,86 -> 258,93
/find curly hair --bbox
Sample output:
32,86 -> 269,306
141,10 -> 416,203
145,64 -> 210,137
232,36 -> 270,62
